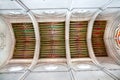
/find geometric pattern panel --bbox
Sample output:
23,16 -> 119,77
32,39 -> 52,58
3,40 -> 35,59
12,23 -> 35,59
114,26 -> 120,49
92,21 -> 107,57
70,21 -> 89,58
39,22 -> 66,58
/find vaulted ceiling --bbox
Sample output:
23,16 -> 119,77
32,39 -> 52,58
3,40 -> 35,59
0,0 -> 120,9
0,0 -> 120,19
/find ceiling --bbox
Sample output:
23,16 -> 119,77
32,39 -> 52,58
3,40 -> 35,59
0,0 -> 120,9
0,0 -> 120,19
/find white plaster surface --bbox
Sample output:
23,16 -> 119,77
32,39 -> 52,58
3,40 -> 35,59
1,70 -> 120,80
0,59 -> 120,80
0,17 -> 13,67
33,63 -> 68,71
97,57 -> 120,69
0,63 -> 30,73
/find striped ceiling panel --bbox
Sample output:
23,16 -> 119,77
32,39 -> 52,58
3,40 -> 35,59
39,22 -> 66,58
92,21 -> 107,57
12,23 -> 35,59
70,21 -> 89,58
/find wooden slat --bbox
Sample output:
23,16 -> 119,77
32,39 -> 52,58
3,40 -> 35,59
70,21 -> 89,58
12,23 -> 35,59
39,22 -> 66,58
92,21 -> 107,57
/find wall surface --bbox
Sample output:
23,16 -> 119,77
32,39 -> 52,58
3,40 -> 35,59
0,17 -> 14,67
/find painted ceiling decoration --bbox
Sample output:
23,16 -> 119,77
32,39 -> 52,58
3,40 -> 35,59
92,21 -> 108,56
114,24 -> 120,49
12,23 -> 35,59
11,21 -> 108,59
39,22 -> 66,58
70,21 -> 89,58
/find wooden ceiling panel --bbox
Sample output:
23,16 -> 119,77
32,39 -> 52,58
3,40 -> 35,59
12,23 -> 35,59
39,22 -> 66,58
70,21 -> 89,58
92,21 -> 107,57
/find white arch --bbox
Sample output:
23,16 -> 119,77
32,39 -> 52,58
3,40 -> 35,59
13,0 -> 40,80
86,0 -> 120,79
